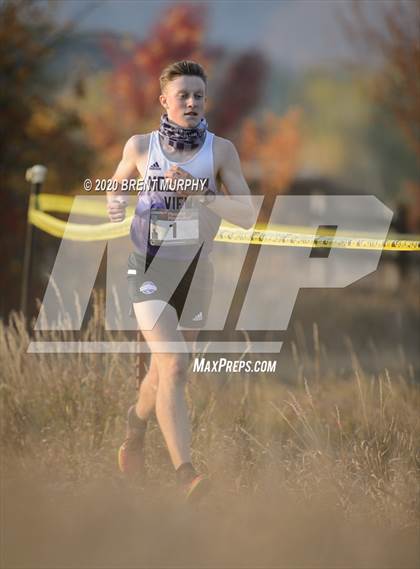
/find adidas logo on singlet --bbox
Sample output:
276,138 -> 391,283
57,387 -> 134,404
149,161 -> 160,170
192,312 -> 203,322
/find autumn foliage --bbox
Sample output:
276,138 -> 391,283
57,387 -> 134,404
207,51 -> 269,137
340,0 -> 420,233
342,0 -> 420,159
80,2 -> 300,190
81,3 -> 212,173
1,0 -> 302,315
0,0 -> 92,315
239,109 -> 302,219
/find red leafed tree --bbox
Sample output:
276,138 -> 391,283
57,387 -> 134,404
81,3 -> 274,176
207,51 -> 269,137
110,4 -> 209,118
77,1 -> 300,219
83,3 -> 212,173
238,109 -> 302,220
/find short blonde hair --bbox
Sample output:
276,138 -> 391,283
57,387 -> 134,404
159,60 -> 207,92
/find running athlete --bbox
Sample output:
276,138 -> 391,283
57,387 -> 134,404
107,61 -> 255,500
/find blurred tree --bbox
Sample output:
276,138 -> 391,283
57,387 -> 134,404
294,70 -> 379,188
341,0 -> 420,231
207,51 -> 269,136
77,3 -> 213,176
0,0 -> 93,316
75,3 -> 272,178
238,108 -> 302,220
73,1 -> 293,218
4,0 -> 302,318
341,0 -> 420,159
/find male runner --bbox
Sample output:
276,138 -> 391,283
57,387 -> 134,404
107,60 -> 254,500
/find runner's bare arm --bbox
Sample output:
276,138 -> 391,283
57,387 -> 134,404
110,136 -> 141,193
207,138 -> 256,229
107,136 -> 141,222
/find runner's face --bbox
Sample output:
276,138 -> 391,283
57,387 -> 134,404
160,75 -> 206,128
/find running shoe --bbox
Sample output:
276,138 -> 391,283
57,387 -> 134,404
184,474 -> 211,503
118,405 -> 147,477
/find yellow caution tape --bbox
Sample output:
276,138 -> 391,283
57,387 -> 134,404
28,193 -> 420,251
216,227 -> 420,251
29,208 -> 132,241
35,193 -> 135,218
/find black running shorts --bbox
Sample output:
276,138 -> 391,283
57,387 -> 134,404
127,251 -> 214,328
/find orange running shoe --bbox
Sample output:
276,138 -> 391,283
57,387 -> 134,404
118,405 -> 147,477
184,474 -> 211,503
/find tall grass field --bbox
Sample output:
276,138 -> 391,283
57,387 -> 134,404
1,281 -> 419,569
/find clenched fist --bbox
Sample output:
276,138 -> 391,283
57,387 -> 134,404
107,197 -> 128,222
164,165 -> 198,196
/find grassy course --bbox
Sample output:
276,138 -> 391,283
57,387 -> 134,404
1,287 -> 419,569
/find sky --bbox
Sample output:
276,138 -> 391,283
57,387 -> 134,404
51,0 -> 390,69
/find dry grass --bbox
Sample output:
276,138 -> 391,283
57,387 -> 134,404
1,295 -> 419,569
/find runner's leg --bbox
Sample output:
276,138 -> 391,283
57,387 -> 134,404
133,301 -> 198,469
135,355 -> 159,420
135,331 -> 198,420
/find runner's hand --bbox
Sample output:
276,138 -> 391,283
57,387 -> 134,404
107,197 -> 127,222
164,165 -> 200,197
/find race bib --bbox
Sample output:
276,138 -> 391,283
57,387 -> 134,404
149,208 -> 200,246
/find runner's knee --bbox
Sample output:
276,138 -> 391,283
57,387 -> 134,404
156,353 -> 189,385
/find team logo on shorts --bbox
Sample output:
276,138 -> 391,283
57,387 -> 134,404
139,281 -> 157,295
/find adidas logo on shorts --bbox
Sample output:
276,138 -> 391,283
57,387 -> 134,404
149,161 -> 160,170
192,312 -> 203,322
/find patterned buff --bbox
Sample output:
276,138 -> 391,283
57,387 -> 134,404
159,113 -> 208,151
